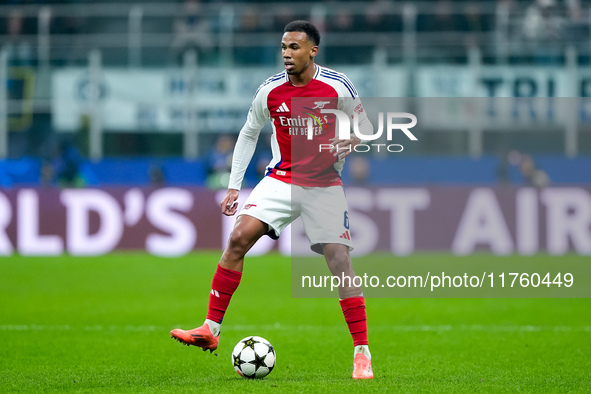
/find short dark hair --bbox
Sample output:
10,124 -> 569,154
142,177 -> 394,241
284,20 -> 320,46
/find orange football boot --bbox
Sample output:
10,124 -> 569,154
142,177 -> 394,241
170,323 -> 219,354
352,353 -> 374,379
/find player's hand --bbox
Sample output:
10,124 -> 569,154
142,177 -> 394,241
329,134 -> 362,160
221,189 -> 239,216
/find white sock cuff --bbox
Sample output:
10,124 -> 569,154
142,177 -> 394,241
354,344 -> 371,360
205,319 -> 221,337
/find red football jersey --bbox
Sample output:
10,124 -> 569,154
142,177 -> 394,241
228,65 -> 371,188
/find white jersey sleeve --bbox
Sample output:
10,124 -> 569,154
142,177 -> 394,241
227,86 -> 270,191
318,67 -> 373,137
338,85 -> 374,137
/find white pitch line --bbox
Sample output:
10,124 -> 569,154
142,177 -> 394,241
0,324 -> 589,333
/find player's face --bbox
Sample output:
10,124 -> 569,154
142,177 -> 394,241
281,32 -> 317,75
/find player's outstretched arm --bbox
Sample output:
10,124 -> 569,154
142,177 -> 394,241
221,189 -> 239,216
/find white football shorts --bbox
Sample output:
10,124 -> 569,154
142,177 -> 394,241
238,176 -> 353,254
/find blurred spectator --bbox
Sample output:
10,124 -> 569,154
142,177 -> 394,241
348,155 -> 370,186
433,0 -> 458,30
522,0 -> 564,64
563,0 -> 588,43
54,140 -> 85,188
523,0 -> 563,41
496,150 -> 511,185
234,7 -> 275,65
418,0 -> 460,32
5,9 -> 34,66
206,134 -> 235,189
171,0 -> 216,64
459,3 -> 492,48
326,9 -> 366,64
239,7 -> 260,33
329,9 -> 356,33
416,0 -> 464,62
494,0 -> 515,61
273,6 -> 297,33
149,163 -> 166,188
462,3 -> 481,32
362,0 -> 398,32
519,153 -> 551,188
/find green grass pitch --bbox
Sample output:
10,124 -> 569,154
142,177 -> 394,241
1,252 -> 590,393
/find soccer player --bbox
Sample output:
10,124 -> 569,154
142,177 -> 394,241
171,20 -> 374,380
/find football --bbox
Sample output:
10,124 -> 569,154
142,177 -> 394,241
231,336 -> 276,379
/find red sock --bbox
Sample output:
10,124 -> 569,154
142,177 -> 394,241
339,297 -> 368,346
206,265 -> 242,323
